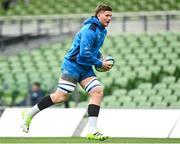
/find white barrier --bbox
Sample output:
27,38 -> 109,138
0,108 -> 86,137
0,108 -> 180,138
81,109 -> 180,138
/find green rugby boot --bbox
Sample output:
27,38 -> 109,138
87,131 -> 109,141
21,111 -> 32,133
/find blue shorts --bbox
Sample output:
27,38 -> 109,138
60,59 -> 96,84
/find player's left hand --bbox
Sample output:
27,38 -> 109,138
102,58 -> 112,71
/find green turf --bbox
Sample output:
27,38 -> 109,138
1,137 -> 180,144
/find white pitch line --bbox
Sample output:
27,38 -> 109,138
1,143 -> 180,144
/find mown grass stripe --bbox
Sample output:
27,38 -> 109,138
2,143 -> 180,144
1,137 -> 180,143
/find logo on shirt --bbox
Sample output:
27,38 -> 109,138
85,47 -> 89,50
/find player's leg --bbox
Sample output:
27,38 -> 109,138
21,79 -> 76,133
80,76 -> 108,140
21,59 -> 80,133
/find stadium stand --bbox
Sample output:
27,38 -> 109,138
0,0 -> 180,16
1,1 -> 180,141
1,32 -> 180,108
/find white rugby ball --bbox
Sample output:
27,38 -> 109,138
95,56 -> 114,72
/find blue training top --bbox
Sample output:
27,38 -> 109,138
64,16 -> 107,69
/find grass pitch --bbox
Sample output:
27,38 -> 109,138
1,137 -> 180,144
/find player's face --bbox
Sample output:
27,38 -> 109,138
98,10 -> 112,27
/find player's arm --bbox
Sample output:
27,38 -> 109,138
78,29 -> 103,67
97,51 -> 102,59
77,29 -> 111,70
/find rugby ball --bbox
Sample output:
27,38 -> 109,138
95,56 -> 114,72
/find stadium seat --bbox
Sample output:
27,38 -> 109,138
138,83 -> 152,90
137,101 -> 152,108
121,101 -> 137,108
133,95 -> 148,103
104,95 -> 118,103
114,77 -> 128,88
141,59 -> 154,68
152,101 -> 167,108
172,59 -> 180,69
14,90 -> 27,105
169,101 -> 180,108
165,53 -> 178,61
113,89 -> 127,98
148,95 -> 163,103
163,95 -> 178,104
153,83 -> 167,91
119,96 -> 132,104
143,89 -> 157,97
168,83 -> 180,91
173,89 -> 180,97
157,89 -> 172,97
163,65 -> 176,75
106,101 -> 120,108
3,90 -> 13,106
136,69 -> 152,82
161,76 -> 176,84
148,65 -> 161,75
157,59 -> 170,68
128,89 -> 142,97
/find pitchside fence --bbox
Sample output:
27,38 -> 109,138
1,108 -> 180,137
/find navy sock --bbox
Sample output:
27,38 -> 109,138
88,104 -> 100,117
37,95 -> 54,111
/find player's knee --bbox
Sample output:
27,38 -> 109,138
90,86 -> 104,99
50,91 -> 68,103
85,77 -> 102,95
52,80 -> 76,103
